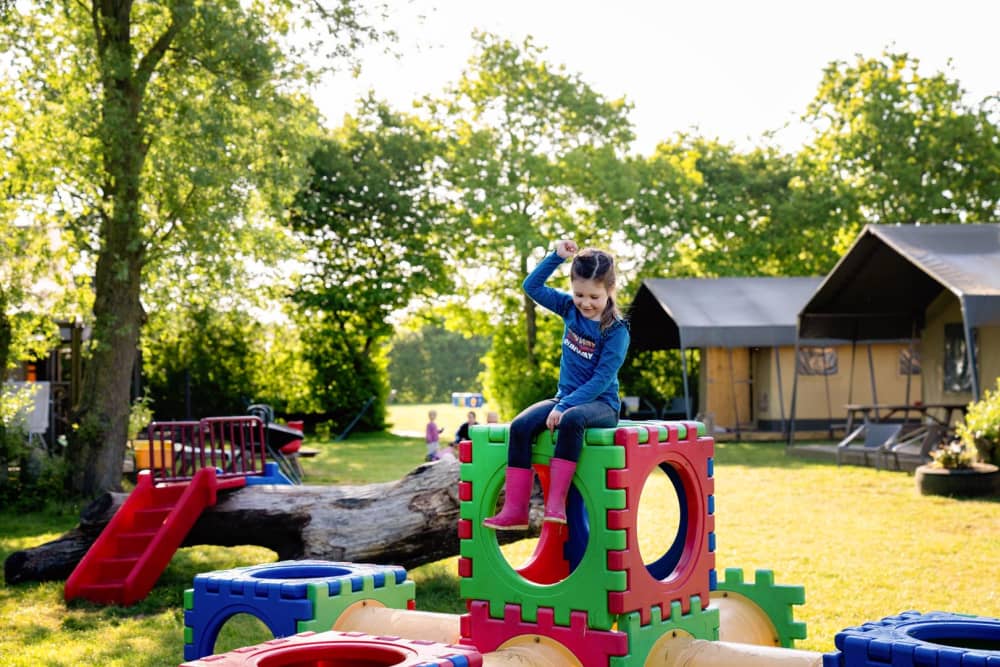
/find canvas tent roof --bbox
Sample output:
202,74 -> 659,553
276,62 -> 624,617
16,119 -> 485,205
629,277 -> 825,350
799,223 -> 1000,341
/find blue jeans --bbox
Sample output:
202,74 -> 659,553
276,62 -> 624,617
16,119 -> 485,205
507,398 -> 618,469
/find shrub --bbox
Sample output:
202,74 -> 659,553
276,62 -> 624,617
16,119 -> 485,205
955,377 -> 1000,465
142,307 -> 263,419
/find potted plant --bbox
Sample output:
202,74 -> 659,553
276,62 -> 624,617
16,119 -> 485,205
915,382 -> 1000,498
929,439 -> 976,470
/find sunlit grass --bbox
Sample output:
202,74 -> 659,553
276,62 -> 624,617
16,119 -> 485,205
303,403 -> 492,485
300,431 -> 427,485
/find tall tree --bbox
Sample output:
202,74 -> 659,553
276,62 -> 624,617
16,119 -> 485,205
0,2 -> 387,495
634,136 -> 843,278
432,32 -> 634,414
801,50 -> 1000,236
388,325 -> 490,404
287,98 -> 451,430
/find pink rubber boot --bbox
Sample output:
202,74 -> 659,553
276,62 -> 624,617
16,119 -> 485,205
483,466 -> 533,531
543,458 -> 577,524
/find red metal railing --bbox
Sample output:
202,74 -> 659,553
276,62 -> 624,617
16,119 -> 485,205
141,416 -> 268,483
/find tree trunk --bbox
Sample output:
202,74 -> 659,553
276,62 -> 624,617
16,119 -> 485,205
66,2 -> 150,497
5,458 -> 542,584
70,253 -> 142,495
521,250 -> 537,366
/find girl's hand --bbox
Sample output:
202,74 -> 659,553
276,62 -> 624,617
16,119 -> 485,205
554,239 -> 578,259
546,408 -> 563,433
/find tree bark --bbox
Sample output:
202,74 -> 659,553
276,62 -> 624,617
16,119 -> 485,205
5,458 -> 542,584
67,1 -> 150,497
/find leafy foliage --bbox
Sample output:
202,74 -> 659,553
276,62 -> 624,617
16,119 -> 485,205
387,326 -> 490,403
801,51 -> 1000,230
618,349 -> 699,410
0,386 -> 31,489
142,308 -> 262,420
287,99 -> 451,432
289,98 -> 452,341
433,32 -> 635,402
956,377 -> 1000,465
249,321 -> 325,416
481,317 -> 564,419
127,395 -> 154,440
297,316 -> 388,433
930,439 -> 976,470
642,138 -> 842,277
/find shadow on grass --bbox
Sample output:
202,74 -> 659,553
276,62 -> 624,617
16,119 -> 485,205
0,508 -> 81,562
412,562 -> 464,615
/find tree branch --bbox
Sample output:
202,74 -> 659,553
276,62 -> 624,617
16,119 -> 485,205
90,0 -> 104,53
149,185 -> 197,254
134,1 -> 193,92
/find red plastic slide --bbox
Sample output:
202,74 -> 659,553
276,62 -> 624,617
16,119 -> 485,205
65,467 -> 245,606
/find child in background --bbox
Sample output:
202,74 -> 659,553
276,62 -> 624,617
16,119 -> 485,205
484,239 -> 629,530
454,411 -> 478,444
425,410 -> 444,461
436,442 -> 458,461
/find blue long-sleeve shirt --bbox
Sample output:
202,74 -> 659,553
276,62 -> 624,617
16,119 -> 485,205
523,252 -> 629,415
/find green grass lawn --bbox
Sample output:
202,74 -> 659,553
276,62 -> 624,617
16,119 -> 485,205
2,411 -> 1000,665
301,430 -> 430,485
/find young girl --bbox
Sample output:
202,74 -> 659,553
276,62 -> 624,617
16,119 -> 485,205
484,239 -> 629,530
425,410 -> 444,461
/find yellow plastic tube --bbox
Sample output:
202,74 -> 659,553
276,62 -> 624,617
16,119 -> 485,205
648,635 -> 823,667
482,636 -> 584,667
332,603 -> 462,645
711,590 -> 784,646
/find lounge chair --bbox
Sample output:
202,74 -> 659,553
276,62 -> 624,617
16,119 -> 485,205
662,397 -> 692,420
621,395 -> 659,420
836,420 -> 903,468
880,423 -> 946,472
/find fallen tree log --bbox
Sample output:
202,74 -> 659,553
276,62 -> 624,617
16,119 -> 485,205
5,458 -> 542,585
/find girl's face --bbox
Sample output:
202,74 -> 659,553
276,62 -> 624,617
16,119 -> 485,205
571,277 -> 609,321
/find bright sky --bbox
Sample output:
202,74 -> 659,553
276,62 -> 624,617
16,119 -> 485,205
313,0 -> 1000,154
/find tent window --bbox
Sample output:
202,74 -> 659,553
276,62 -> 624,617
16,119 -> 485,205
899,348 -> 921,375
797,347 -> 837,375
943,323 -> 978,393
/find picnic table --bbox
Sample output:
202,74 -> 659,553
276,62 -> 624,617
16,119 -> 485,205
844,401 -> 967,433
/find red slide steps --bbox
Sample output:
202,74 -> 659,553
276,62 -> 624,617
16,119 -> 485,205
65,467 -> 245,606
